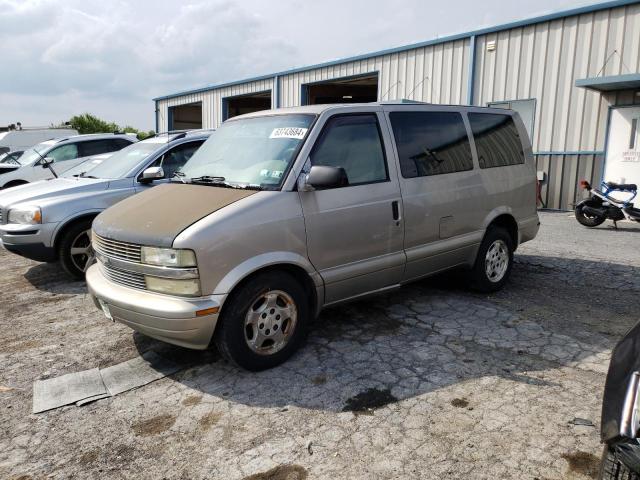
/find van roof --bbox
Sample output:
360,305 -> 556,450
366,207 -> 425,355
231,101 -> 516,120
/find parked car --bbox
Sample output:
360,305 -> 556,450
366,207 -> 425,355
599,320 -> 640,479
0,130 -> 212,278
0,150 -> 23,164
0,133 -> 137,187
0,127 -> 78,153
87,103 -> 540,371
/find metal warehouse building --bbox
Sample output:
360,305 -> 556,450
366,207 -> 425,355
154,0 -> 640,210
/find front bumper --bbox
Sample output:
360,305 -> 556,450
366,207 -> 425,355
0,222 -> 58,262
86,264 -> 225,350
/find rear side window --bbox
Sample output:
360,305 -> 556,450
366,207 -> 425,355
79,139 -> 126,157
468,113 -> 524,169
389,111 -> 473,178
310,114 -> 388,186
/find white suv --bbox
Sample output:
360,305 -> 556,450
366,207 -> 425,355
0,133 -> 137,189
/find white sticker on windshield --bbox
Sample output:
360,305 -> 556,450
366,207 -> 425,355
269,127 -> 308,140
270,170 -> 283,178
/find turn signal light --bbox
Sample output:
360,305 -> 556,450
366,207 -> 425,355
579,180 -> 591,190
196,307 -> 220,317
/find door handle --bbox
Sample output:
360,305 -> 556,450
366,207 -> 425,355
391,200 -> 401,225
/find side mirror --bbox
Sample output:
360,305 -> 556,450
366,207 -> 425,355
303,165 -> 349,190
141,166 -> 165,182
40,157 -> 54,168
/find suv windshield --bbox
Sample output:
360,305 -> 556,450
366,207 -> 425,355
77,141 -> 161,179
178,114 -> 315,189
14,140 -> 56,166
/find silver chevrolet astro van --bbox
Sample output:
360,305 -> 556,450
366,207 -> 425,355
87,102 -> 540,371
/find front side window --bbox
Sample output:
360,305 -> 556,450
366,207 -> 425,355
310,114 -> 388,186
149,141 -> 204,179
390,111 -> 473,178
47,144 -> 78,162
468,113 -> 524,169
178,114 -> 315,189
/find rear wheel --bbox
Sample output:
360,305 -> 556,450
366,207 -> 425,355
58,219 -> 95,279
600,445 -> 640,480
214,271 -> 309,371
575,200 -> 606,227
468,226 -> 514,293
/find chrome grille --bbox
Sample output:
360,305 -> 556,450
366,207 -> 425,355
99,263 -> 146,290
93,233 -> 142,263
0,207 -> 3,224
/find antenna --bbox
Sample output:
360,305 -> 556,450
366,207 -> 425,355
406,76 -> 429,100
381,81 -> 402,100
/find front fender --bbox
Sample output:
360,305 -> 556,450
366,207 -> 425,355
213,251 -> 323,299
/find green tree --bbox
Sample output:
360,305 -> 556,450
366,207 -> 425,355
64,114 -> 155,140
68,113 -> 119,134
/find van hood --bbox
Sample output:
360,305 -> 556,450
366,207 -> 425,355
92,183 -> 257,247
0,177 -> 108,208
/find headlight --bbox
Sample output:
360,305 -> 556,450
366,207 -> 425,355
145,276 -> 200,296
8,206 -> 42,225
140,246 -> 196,267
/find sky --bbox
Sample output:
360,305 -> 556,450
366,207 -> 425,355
1,0 -> 603,131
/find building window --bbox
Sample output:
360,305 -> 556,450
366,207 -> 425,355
389,111 -> 473,178
488,98 -> 536,140
468,113 -> 525,169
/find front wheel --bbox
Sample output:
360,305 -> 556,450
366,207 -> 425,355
214,271 -> 309,371
468,226 -> 514,293
58,219 -> 95,279
600,445 -> 640,480
575,200 -> 606,227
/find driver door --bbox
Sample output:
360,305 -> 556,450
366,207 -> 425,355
299,112 -> 405,305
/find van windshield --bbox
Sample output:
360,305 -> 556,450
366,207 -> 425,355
177,114 -> 315,189
14,140 -> 57,166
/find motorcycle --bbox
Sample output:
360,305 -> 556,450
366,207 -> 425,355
575,180 -> 640,228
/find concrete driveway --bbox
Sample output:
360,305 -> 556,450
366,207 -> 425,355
1,212 -> 639,479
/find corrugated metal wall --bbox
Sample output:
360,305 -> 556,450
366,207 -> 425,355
278,39 -> 470,107
155,2 -> 640,209
474,2 -> 640,153
156,77 -> 275,132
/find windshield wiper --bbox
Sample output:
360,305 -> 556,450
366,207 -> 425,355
171,171 -> 187,184
190,175 -> 226,184
189,176 -> 263,190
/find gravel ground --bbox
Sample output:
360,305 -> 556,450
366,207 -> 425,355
1,212 -> 639,480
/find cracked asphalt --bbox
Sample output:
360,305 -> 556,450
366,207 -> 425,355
1,212 -> 639,479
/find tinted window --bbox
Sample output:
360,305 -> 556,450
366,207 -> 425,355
310,114 -> 387,185
468,113 -> 524,169
48,144 -> 78,162
79,139 -> 124,157
389,111 -> 473,178
150,141 -> 204,179
114,138 -> 134,149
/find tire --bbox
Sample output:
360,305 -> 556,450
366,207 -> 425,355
600,445 -> 640,480
58,219 -> 95,280
214,271 -> 309,371
575,200 -> 606,227
468,226 -> 514,293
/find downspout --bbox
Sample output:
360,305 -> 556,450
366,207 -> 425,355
467,35 -> 477,105
154,100 -> 159,133
274,74 -> 280,109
